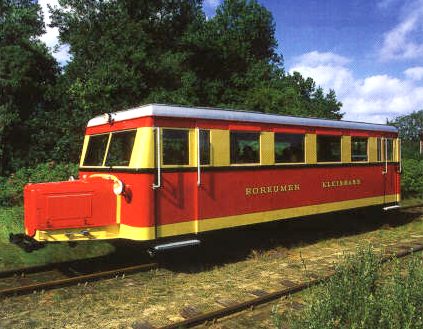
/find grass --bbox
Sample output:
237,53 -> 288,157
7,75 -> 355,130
0,206 -> 114,271
274,246 -> 423,329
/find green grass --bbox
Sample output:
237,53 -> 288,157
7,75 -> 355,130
273,246 -> 423,329
0,206 -> 114,271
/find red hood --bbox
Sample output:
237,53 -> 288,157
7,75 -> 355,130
24,177 -> 117,236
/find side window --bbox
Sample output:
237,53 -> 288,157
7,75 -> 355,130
351,137 -> 368,162
377,137 -> 382,162
83,134 -> 109,166
230,132 -> 260,164
317,135 -> 341,162
105,130 -> 136,166
199,130 -> 210,165
386,138 -> 394,161
274,133 -> 305,163
163,129 -> 189,165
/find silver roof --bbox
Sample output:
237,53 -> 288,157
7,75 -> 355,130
87,104 -> 398,133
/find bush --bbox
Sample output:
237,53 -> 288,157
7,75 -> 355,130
273,247 -> 423,329
401,158 -> 423,197
0,162 -> 79,207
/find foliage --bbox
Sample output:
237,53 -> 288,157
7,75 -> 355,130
389,111 -> 423,197
0,0 -> 345,171
0,162 -> 78,206
41,0 -> 344,161
389,110 -> 423,142
273,247 -> 423,329
401,158 -> 423,197
0,0 -> 58,175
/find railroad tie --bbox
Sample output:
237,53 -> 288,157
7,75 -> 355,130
215,298 -> 238,308
131,320 -> 156,329
248,289 -> 269,297
180,306 -> 202,319
280,280 -> 297,288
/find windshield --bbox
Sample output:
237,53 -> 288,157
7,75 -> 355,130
83,130 -> 136,167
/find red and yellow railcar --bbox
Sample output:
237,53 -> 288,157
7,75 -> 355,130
18,104 -> 401,246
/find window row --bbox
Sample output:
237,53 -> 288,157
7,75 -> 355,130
83,129 -> 396,167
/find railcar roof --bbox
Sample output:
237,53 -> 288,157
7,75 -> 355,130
87,104 -> 398,133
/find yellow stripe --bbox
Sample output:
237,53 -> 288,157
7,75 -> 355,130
34,194 -> 399,242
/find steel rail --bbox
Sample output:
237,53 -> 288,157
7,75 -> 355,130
0,262 -> 157,298
158,242 -> 423,329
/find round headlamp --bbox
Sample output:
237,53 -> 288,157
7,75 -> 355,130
113,179 -> 124,195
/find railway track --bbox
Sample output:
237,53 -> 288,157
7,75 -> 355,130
155,238 -> 423,329
0,262 -> 157,298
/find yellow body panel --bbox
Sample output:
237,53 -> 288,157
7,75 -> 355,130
260,132 -> 275,165
342,136 -> 352,163
305,133 -> 317,164
211,129 -> 230,166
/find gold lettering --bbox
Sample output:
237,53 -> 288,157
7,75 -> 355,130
246,188 -> 252,196
260,187 -> 266,194
252,188 -> 259,195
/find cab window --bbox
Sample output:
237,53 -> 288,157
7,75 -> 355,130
163,129 -> 189,165
317,135 -> 341,162
230,132 -> 260,164
83,134 -> 109,166
351,137 -> 368,162
105,130 -> 136,166
275,133 -> 305,163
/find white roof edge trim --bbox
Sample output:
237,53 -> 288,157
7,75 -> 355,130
87,104 -> 398,133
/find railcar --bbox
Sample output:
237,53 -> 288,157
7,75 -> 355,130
12,104 -> 401,250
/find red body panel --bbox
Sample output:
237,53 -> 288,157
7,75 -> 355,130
78,163 -> 399,232
24,178 -> 116,236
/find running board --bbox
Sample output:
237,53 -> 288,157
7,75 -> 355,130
383,205 -> 401,211
148,239 -> 201,256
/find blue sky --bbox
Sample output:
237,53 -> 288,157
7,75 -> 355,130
40,0 -> 423,123
204,0 -> 423,123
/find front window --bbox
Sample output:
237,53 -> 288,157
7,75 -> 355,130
83,134 -> 109,166
105,130 -> 136,166
83,130 -> 136,167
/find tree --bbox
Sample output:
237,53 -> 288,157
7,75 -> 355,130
0,0 -> 58,174
389,110 -> 423,142
389,110 -> 423,160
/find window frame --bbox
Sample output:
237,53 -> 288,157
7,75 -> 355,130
351,136 -> 369,162
161,128 -> 191,167
82,129 -> 137,168
274,133 -> 305,164
316,135 -> 342,163
230,131 -> 261,165
199,129 -> 211,166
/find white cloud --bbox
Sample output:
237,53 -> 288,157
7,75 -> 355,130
404,66 -> 423,80
379,0 -> 423,61
290,51 -> 423,123
38,0 -> 71,65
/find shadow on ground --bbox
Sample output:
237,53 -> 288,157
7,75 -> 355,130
30,207 -> 421,276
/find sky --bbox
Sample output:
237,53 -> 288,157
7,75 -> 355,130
39,0 -> 423,123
